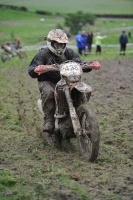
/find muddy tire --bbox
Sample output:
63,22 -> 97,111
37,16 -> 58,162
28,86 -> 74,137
54,129 -> 62,146
77,104 -> 100,162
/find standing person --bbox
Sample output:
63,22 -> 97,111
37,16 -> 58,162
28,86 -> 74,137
95,32 -> 107,55
81,31 -> 88,56
87,31 -> 93,53
75,31 -> 84,55
28,29 -> 101,145
128,31 -> 131,38
119,31 -> 128,55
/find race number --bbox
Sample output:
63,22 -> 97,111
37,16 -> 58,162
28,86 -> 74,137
60,62 -> 82,76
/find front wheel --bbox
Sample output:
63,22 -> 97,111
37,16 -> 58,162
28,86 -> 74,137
77,104 -> 100,162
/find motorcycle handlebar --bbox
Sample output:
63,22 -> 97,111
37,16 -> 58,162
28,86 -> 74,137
35,60 -> 98,75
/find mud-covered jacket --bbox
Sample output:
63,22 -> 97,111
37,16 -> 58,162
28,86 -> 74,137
28,47 -> 92,83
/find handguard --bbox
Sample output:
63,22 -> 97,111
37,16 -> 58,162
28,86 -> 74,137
35,64 -> 59,75
82,61 -> 101,71
88,61 -> 101,70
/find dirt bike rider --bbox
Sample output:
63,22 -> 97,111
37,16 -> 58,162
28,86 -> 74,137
28,29 -> 100,145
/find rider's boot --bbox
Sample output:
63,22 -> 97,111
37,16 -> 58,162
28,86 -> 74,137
43,121 -> 55,145
41,105 -> 55,145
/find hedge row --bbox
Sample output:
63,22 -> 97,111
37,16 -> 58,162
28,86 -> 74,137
0,4 -> 27,11
95,14 -> 133,18
0,4 -> 133,18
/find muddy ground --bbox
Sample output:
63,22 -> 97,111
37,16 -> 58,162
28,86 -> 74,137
0,57 -> 133,200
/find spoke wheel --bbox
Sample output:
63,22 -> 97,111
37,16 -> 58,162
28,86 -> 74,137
77,104 -> 100,162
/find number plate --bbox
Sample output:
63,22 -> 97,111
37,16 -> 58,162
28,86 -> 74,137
60,62 -> 82,76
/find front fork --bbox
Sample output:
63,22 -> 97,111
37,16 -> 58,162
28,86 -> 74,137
63,85 -> 82,136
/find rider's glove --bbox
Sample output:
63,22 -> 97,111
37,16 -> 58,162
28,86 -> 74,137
34,64 -> 56,75
87,61 -> 101,70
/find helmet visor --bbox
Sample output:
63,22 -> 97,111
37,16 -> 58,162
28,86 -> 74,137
52,41 -> 65,50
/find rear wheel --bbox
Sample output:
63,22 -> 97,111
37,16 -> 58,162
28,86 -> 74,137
77,104 -> 100,162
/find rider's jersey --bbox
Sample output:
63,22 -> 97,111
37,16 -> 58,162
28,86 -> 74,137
28,47 -> 92,83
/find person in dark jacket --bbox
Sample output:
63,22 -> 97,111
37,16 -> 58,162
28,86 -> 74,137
28,29 -> 101,145
119,31 -> 128,55
87,31 -> 93,53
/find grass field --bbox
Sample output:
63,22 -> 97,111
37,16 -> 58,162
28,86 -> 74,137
0,8 -> 133,49
0,0 -> 133,14
0,9 -> 64,45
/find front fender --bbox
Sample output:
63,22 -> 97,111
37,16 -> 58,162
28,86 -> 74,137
73,82 -> 92,93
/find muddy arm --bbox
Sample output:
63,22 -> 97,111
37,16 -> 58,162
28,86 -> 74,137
34,64 -> 59,75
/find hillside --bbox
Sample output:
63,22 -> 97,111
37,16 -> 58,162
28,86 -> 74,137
0,0 -> 133,14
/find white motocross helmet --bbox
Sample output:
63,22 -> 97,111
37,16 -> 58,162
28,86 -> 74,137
45,29 -> 69,56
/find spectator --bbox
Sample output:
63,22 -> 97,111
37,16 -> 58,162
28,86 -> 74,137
95,32 -> 107,55
81,31 -> 88,56
128,31 -> 131,38
75,31 -> 84,55
87,31 -> 93,53
119,31 -> 128,55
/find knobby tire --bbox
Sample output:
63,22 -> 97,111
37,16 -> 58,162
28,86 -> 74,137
77,104 -> 100,162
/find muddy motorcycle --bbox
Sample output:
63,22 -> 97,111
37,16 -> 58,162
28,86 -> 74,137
0,43 -> 27,63
1,50 -> 27,62
37,60 -> 100,162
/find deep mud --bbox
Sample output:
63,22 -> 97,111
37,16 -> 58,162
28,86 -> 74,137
0,57 -> 133,200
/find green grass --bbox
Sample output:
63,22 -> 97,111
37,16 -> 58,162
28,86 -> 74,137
0,8 -> 133,48
0,9 -> 64,45
0,0 -> 133,14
